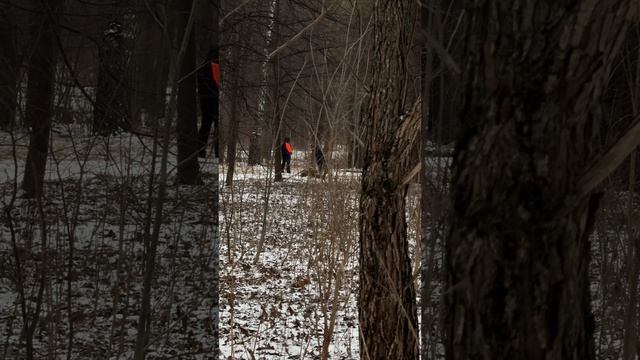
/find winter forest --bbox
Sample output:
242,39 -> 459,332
1,0 -> 640,359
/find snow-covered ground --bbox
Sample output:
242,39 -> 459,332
5,129 -> 632,359
218,163 -> 360,359
2,129 -> 424,359
218,158 -> 422,359
1,130 -> 219,359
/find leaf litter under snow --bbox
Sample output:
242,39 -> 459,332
218,159 -> 419,359
1,131 -> 219,359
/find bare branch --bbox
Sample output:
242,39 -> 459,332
422,28 -> 461,75
578,116 -> 640,196
219,0 -> 254,28
268,7 -> 329,59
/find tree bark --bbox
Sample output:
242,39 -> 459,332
131,0 -> 171,126
420,2 -> 432,357
358,0 -> 419,358
0,5 -> 18,130
623,28 -> 640,359
225,34 -> 242,187
623,150 -> 638,360
248,131 -> 262,165
251,0 -> 278,167
270,0 -> 283,182
22,1 -> 58,198
176,0 -> 202,185
445,2 -> 637,359
93,18 -> 130,135
133,1 -> 199,357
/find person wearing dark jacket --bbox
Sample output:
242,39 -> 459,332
314,144 -> 325,173
197,46 -> 220,158
281,137 -> 293,173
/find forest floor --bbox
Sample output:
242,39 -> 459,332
0,130 -> 219,359
1,128 -> 423,359
218,155 -> 421,360
3,129 -> 635,359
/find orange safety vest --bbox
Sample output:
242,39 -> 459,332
211,62 -> 220,88
284,142 -> 293,154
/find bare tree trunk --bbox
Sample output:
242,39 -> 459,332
445,2 -> 636,359
133,1 -> 198,357
224,90 -> 239,185
274,138 -> 283,182
270,0 -> 283,182
249,0 -> 278,167
93,18 -> 130,135
225,34 -> 242,187
17,5 -> 59,356
623,27 -> 640,359
248,131 -> 261,165
347,89 -> 363,169
0,6 -> 18,130
24,195 -> 50,360
22,1 -> 58,198
131,0 -> 171,126
420,2 -> 432,357
623,149 -> 638,360
358,0 -> 419,358
176,0 -> 202,185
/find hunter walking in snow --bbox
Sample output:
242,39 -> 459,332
281,137 -> 293,173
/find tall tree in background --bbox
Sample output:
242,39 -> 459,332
0,4 -> 19,130
22,0 -> 59,198
248,0 -> 279,166
445,1 -> 637,359
225,32 -> 243,186
266,0 -> 283,182
93,19 -> 130,135
130,0 -> 171,127
176,0 -> 202,185
358,0 -> 419,358
419,1 -> 466,356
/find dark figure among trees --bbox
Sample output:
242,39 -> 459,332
197,46 -> 220,158
280,137 -> 292,174
314,144 -> 326,178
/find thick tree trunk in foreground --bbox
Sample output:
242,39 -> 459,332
176,0 -> 202,185
446,2 -> 637,359
358,0 -> 418,358
22,3 -> 58,198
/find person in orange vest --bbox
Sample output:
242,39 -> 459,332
197,46 -> 220,158
281,137 -> 293,173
